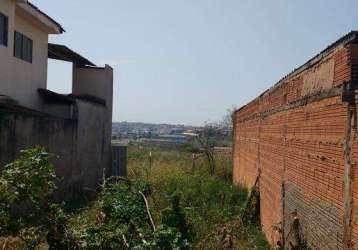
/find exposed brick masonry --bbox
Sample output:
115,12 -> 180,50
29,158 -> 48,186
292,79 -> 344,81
233,32 -> 358,249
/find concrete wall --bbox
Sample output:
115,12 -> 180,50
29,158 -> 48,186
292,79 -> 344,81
73,65 -> 113,108
73,65 -> 114,176
0,0 -> 54,111
0,98 -> 112,198
233,38 -> 358,249
75,100 -> 112,188
73,65 -> 113,120
0,107 -> 78,193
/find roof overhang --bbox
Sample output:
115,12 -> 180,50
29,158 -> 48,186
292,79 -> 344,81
38,89 -> 75,105
38,89 -> 106,106
48,43 -> 96,67
16,1 -> 64,34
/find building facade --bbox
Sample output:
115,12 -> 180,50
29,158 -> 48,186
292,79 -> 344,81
233,32 -> 358,249
0,0 -> 64,110
0,0 -> 114,196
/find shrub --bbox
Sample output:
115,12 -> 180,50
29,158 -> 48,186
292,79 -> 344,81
78,177 -> 191,249
0,147 -> 73,249
161,191 -> 193,241
0,147 -> 58,235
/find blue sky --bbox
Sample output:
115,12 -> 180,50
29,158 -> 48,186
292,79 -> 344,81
32,0 -> 358,125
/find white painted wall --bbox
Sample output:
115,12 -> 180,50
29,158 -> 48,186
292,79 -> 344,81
0,0 -> 50,111
0,0 -> 15,100
12,7 -> 49,110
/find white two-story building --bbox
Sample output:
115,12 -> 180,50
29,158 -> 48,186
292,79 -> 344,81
0,0 -> 64,110
0,0 -> 117,195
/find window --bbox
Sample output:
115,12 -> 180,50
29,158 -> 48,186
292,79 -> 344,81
0,12 -> 8,46
14,31 -> 33,63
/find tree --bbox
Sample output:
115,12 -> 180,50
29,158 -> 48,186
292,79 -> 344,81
195,123 -> 222,175
220,105 -> 237,140
190,106 -> 238,176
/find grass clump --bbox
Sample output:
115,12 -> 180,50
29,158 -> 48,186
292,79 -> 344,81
151,171 -> 248,242
127,145 -> 269,249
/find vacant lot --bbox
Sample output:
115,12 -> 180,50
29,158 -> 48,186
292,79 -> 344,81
0,145 -> 269,249
126,145 -> 269,249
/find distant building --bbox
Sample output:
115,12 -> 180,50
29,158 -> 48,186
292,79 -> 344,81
139,134 -> 193,149
0,0 -> 114,196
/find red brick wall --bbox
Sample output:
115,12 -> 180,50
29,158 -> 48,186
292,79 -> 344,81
350,43 -> 358,249
233,42 -> 357,248
284,96 -> 346,248
260,110 -> 286,244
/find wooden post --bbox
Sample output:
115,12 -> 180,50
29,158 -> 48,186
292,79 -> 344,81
192,153 -> 196,174
149,151 -> 152,178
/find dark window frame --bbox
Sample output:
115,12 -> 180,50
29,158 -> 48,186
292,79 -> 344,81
14,31 -> 33,63
0,12 -> 8,47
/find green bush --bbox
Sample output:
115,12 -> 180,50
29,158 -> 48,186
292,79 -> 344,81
0,147 -> 74,249
161,191 -> 193,242
0,147 -> 58,235
78,177 -> 191,249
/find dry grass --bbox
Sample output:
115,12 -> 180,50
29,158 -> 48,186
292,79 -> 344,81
126,145 -> 270,249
